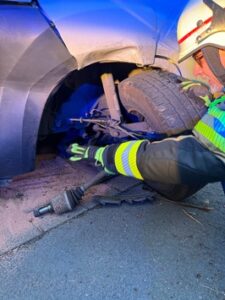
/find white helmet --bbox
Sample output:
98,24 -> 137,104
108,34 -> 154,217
177,0 -> 225,85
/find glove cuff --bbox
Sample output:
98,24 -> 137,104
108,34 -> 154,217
86,146 -> 100,160
87,145 -> 117,174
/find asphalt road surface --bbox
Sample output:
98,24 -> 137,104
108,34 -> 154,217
0,182 -> 225,300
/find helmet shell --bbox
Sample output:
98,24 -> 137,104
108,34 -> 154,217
177,0 -> 225,62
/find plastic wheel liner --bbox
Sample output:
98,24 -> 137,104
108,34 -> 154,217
0,1 -> 76,183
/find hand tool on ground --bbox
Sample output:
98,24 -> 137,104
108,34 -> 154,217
33,170 -> 111,217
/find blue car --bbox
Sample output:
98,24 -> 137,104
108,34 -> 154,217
0,0 -> 206,186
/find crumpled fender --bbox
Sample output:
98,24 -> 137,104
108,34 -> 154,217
0,4 -> 76,181
38,0 -> 158,69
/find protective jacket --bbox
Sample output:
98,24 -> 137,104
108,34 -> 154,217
69,95 -> 225,200
193,95 -> 225,162
108,97 -> 225,179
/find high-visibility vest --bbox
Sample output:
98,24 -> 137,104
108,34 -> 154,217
193,96 -> 225,154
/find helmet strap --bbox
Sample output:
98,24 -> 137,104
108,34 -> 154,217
202,46 -> 225,86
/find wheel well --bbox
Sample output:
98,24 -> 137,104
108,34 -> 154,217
37,62 -> 139,154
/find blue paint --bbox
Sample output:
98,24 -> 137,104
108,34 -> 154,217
53,83 -> 102,133
38,0 -> 189,42
53,83 -> 103,157
136,131 -> 167,141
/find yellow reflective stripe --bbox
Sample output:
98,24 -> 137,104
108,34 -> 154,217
115,142 -> 130,176
115,140 -> 144,180
194,121 -> 225,152
128,141 -> 144,180
199,95 -> 211,107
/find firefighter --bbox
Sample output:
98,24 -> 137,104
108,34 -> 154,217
68,0 -> 225,200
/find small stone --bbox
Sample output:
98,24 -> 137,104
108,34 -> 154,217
16,192 -> 24,199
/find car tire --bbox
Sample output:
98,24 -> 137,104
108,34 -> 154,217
118,68 -> 208,200
118,68 -> 208,136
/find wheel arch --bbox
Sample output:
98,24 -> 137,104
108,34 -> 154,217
0,3 -> 77,181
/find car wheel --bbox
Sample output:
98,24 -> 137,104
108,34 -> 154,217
118,68 -> 208,200
118,68 -> 208,136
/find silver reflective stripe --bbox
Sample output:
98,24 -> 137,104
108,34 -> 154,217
122,142 -> 134,177
201,113 -> 214,127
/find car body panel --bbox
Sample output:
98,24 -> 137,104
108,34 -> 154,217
38,0 -> 158,69
38,0 -> 190,69
2,0 -> 32,2
0,3 -> 76,181
0,0 -> 190,182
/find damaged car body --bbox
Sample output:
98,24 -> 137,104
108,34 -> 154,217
0,0 -> 205,188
